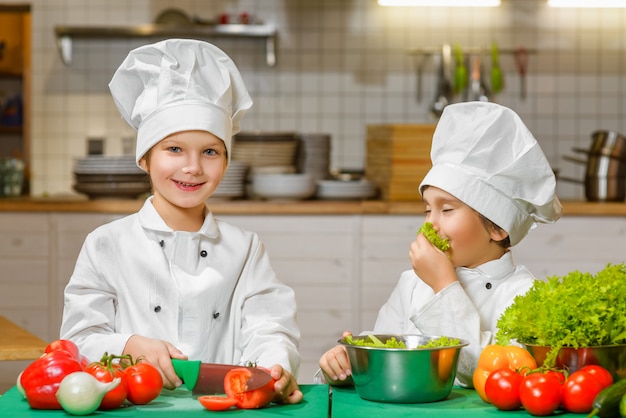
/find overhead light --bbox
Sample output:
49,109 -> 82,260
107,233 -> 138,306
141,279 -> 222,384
548,0 -> 626,7
378,0 -> 500,6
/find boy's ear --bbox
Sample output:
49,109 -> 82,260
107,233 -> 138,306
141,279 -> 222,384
490,227 -> 509,242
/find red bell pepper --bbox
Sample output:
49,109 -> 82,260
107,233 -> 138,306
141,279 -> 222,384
20,341 -> 84,409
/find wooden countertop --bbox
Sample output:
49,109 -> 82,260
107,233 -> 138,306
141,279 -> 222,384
0,316 -> 47,361
0,197 -> 625,216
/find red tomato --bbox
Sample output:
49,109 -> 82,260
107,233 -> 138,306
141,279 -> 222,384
562,370 -> 604,414
198,396 -> 238,411
124,362 -> 163,405
545,370 -> 566,385
85,363 -> 128,410
224,367 -> 276,409
484,367 -> 523,411
578,365 -> 613,389
519,372 -> 563,416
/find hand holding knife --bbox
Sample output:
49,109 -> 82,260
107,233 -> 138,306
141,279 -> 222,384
171,359 -> 273,395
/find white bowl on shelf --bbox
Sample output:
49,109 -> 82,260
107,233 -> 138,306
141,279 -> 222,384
251,173 -> 315,201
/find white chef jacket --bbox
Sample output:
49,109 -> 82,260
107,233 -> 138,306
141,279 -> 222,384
372,251 -> 534,387
61,198 -> 300,376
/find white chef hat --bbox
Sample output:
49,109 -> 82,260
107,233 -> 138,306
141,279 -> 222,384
419,102 -> 561,247
108,39 -> 253,166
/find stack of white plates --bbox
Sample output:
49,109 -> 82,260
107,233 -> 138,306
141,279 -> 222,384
232,132 -> 299,168
252,173 -> 315,201
297,133 -> 331,182
212,161 -> 248,199
316,179 -> 378,200
73,155 -> 150,199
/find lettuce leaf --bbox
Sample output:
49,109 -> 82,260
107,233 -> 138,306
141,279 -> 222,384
496,263 -> 626,366
418,222 -> 450,252
345,335 -> 406,348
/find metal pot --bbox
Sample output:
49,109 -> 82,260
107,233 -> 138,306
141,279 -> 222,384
560,156 -> 626,201
584,175 -> 625,202
560,130 -> 626,202
589,130 -> 626,160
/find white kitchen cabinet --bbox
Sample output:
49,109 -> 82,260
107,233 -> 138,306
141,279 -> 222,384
219,215 -> 357,382
0,213 -> 49,393
50,213 -> 125,340
0,211 -> 624,389
0,214 -> 49,337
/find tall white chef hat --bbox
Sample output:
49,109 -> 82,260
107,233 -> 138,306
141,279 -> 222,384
419,102 -> 561,247
108,39 -> 253,166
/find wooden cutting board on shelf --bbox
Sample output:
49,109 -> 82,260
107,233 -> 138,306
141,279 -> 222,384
366,124 -> 435,202
0,316 -> 47,361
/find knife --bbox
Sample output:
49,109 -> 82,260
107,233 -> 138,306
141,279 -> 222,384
171,359 -> 273,395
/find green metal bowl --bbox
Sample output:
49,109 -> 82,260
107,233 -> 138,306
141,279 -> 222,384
339,334 -> 469,403
524,343 -> 626,381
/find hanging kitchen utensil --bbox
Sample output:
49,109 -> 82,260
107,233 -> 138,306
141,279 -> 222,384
490,42 -> 504,95
430,44 -> 453,119
514,47 -> 528,100
453,43 -> 467,95
154,8 -> 192,25
468,54 -> 490,102
414,54 -> 427,102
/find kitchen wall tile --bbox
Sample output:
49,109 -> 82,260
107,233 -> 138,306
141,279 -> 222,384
2,0 -> 625,197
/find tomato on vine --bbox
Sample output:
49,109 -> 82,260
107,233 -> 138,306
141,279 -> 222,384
484,367 -> 523,411
84,353 -> 128,410
562,369 -> 604,414
519,371 -> 563,416
124,360 -> 163,405
578,365 -> 613,389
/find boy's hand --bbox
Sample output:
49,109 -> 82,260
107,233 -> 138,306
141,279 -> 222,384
319,331 -> 354,386
410,234 -> 456,293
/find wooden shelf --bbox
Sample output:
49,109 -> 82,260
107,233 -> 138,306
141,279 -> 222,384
54,23 -> 278,66
0,71 -> 22,78
0,126 -> 22,136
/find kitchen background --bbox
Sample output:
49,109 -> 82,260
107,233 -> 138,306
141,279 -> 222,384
1,0 -> 626,200
1,0 -> 626,391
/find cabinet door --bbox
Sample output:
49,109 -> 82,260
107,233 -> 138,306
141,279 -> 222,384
50,213 -> 124,337
0,213 -> 48,338
220,215 -> 357,383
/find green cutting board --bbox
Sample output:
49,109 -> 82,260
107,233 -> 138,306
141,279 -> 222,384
331,386 -> 588,417
0,384 -> 329,417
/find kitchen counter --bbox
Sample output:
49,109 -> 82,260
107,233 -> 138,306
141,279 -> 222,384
0,384 -> 587,417
0,197 -> 625,216
0,316 -> 47,361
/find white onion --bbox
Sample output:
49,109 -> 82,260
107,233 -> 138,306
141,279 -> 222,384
16,371 -> 25,398
56,371 -> 120,415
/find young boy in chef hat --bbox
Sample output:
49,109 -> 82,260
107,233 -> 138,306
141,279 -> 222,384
319,102 -> 561,387
61,39 -> 302,403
